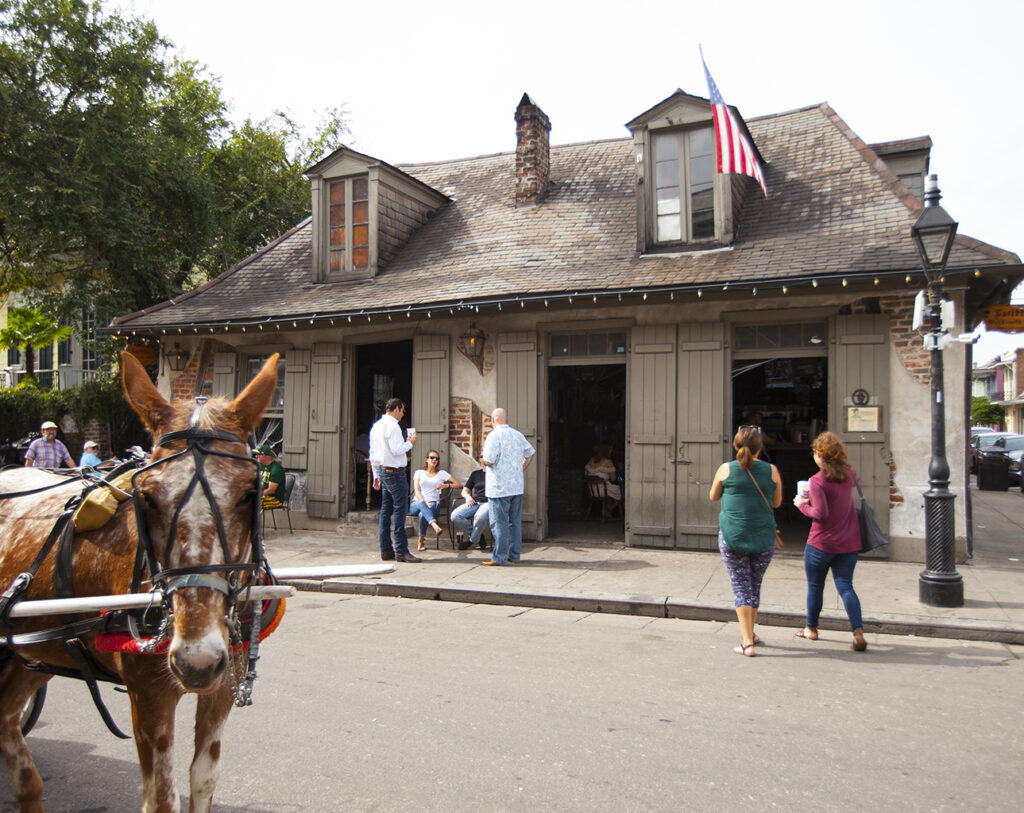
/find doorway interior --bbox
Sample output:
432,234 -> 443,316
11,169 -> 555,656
351,340 -> 412,511
547,364 -> 625,540
731,355 -> 828,547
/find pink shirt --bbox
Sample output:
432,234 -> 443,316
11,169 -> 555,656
797,468 -> 861,554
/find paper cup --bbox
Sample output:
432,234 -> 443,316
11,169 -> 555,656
797,480 -> 810,499
407,428 -> 416,439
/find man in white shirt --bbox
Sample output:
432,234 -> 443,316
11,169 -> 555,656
369,398 -> 420,562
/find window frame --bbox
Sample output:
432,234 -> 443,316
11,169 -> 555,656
651,125 -> 718,246
325,174 -> 370,278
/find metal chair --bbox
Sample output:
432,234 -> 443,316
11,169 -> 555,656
434,486 -> 457,550
263,473 -> 295,533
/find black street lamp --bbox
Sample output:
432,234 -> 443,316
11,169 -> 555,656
911,174 -> 963,607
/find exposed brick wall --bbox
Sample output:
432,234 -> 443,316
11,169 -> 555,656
168,339 -> 229,403
448,398 -> 493,457
80,416 -> 111,459
878,292 -> 931,386
378,183 -> 435,268
515,94 -> 551,203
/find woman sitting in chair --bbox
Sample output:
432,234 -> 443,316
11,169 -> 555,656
584,443 -> 622,519
409,450 -> 462,552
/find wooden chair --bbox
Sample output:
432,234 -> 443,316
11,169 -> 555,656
263,473 -> 296,533
434,486 -> 457,550
584,475 -> 620,522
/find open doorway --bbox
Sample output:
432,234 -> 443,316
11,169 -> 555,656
731,355 -> 828,548
547,364 -> 625,540
351,339 -> 413,511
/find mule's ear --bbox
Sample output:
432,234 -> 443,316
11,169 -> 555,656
121,350 -> 176,433
228,353 -> 279,433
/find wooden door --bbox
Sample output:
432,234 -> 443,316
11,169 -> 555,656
496,332 -> 541,540
306,342 -> 342,518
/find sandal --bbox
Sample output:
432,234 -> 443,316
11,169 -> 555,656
851,634 -> 868,652
795,628 -> 818,640
733,643 -> 756,657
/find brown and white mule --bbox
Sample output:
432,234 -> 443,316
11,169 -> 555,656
0,351 -> 279,812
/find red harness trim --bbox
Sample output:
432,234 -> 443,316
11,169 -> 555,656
94,599 -> 286,655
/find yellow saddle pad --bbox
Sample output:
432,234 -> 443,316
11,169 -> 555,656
72,471 -> 135,532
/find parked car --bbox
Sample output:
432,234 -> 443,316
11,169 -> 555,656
986,435 -> 1024,485
971,426 -> 998,438
969,431 -> 1020,474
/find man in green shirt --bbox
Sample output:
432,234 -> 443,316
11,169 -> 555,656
256,444 -> 286,508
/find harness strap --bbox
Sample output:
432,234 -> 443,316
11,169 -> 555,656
61,638 -> 132,739
164,572 -> 229,595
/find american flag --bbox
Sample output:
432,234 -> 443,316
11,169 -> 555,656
701,55 -> 768,197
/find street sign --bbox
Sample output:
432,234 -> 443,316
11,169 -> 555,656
983,304 -> 1024,332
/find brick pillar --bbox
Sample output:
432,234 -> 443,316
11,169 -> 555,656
515,93 -> 551,203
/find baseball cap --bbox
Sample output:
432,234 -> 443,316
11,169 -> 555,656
83,441 -> 98,450
256,444 -> 275,457
40,421 -> 57,430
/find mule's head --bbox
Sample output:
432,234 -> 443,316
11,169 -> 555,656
121,351 -> 279,693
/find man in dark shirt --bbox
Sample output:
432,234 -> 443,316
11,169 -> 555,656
451,453 -> 489,550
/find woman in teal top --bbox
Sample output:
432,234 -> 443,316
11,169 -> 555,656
709,425 -> 782,657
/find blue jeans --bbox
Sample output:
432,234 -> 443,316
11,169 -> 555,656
451,501 -> 489,544
487,494 -> 522,564
379,469 -> 411,556
408,499 -> 439,538
804,545 -> 863,631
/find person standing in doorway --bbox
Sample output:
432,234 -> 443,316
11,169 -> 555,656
24,421 -> 73,468
480,408 -> 535,566
370,398 -> 420,563
709,425 -> 782,657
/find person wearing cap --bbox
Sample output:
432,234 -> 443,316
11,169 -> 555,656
79,441 -> 103,468
24,421 -> 74,468
255,444 -> 286,508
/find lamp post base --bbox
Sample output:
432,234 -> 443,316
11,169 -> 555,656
919,571 -> 964,607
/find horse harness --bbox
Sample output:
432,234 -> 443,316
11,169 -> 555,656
0,399 -> 278,738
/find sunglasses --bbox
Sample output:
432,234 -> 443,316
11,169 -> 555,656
739,424 -> 761,432
426,456 -> 439,460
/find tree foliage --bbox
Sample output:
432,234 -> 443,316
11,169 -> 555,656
0,0 -> 348,322
972,396 -> 1004,427
0,305 -> 71,381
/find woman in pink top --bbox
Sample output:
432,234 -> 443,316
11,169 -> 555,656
792,432 -> 868,652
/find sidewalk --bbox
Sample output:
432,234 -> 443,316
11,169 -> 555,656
262,486 -> 1024,645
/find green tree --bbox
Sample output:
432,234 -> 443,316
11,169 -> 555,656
972,396 -> 1004,428
0,0 -> 348,319
0,305 -> 71,383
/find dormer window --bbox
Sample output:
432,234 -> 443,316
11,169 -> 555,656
653,127 -> 715,243
328,176 -> 369,273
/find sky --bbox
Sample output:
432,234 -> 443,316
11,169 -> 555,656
109,0 -> 1023,362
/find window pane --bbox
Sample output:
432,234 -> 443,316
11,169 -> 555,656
353,201 -> 368,223
352,177 -> 368,200
656,187 -> 681,215
756,325 -> 779,348
330,227 -> 345,248
551,335 -> 569,356
329,205 -> 346,228
38,345 -> 53,369
779,323 -> 802,347
329,249 -> 345,272
656,159 -> 680,189
569,334 -> 587,356
658,215 -> 682,241
690,126 -> 713,155
689,128 -> 715,240
734,326 -> 755,349
609,332 -> 626,354
8,346 -> 19,365
329,181 -> 345,204
353,247 -> 369,269
804,323 -> 826,346
588,333 -> 606,355
353,225 -> 369,247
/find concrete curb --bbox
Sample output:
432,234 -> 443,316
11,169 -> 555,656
282,579 -> 1024,645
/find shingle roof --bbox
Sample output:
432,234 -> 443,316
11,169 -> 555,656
112,103 -> 1020,330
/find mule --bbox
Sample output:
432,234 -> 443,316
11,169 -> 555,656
0,351 -> 279,812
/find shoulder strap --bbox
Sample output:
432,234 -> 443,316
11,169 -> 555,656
849,467 -> 866,500
745,465 -> 775,518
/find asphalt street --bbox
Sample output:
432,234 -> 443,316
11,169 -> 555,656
4,592 -> 1021,813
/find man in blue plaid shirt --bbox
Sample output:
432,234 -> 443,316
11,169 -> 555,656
24,421 -> 74,468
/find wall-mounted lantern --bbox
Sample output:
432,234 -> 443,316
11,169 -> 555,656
459,324 -> 486,359
165,344 -> 191,372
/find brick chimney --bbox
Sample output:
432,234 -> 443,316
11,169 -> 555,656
515,93 -> 551,203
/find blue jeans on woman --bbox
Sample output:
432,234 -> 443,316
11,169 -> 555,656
408,499 -> 439,538
804,545 -> 863,630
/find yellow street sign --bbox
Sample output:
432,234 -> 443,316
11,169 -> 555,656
983,304 -> 1024,332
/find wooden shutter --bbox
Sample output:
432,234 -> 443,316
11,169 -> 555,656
834,314 -> 890,538
674,322 -> 725,549
282,349 -> 310,470
496,332 -> 541,540
627,324 -> 677,547
306,343 -> 342,518
211,352 -> 237,398
412,335 -> 450,467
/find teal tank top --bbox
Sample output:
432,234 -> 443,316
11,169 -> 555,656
718,459 -> 776,553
